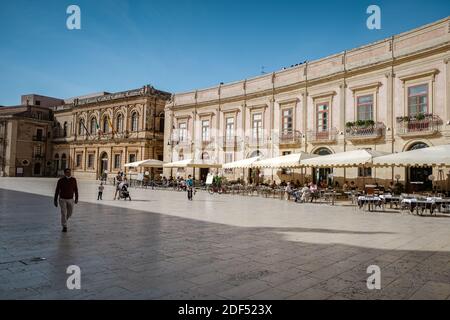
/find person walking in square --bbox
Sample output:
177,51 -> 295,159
54,168 -> 79,232
97,182 -> 104,200
186,175 -> 194,201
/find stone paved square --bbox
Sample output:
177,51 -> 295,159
1,177 -> 450,300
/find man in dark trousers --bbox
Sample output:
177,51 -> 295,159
54,168 -> 79,232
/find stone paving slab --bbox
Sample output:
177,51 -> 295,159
1,178 -> 450,299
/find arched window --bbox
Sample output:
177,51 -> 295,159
63,122 -> 68,137
408,142 -> 429,151
131,112 -> 139,132
90,117 -> 97,134
102,117 -> 109,133
314,147 -> 332,156
116,114 -> 124,132
78,119 -> 85,135
201,152 -> 209,160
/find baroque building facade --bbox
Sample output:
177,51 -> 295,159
0,95 -> 62,177
164,17 -> 450,191
52,85 -> 171,180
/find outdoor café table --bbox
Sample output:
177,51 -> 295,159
379,194 -> 401,209
357,195 -> 384,212
428,198 -> 450,213
401,198 -> 436,216
323,191 -> 341,205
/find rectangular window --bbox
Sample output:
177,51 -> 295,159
316,103 -> 329,132
114,154 -> 121,169
201,120 -> 210,142
76,154 -> 82,167
225,117 -> 234,141
88,154 -> 94,168
34,145 -> 42,157
178,122 -> 187,142
357,95 -> 373,121
408,84 -> 428,116
252,113 -> 263,140
282,109 -> 293,134
129,154 -> 136,163
225,153 -> 233,163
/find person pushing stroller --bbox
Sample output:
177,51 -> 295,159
118,178 -> 131,201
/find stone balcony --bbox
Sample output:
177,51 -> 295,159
307,128 -> 338,144
396,114 -> 442,138
219,136 -> 242,150
345,122 -> 385,142
245,135 -> 269,148
278,130 -> 302,147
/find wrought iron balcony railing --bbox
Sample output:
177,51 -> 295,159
396,114 -> 442,137
278,130 -> 302,145
307,128 -> 338,144
246,135 -> 268,147
32,135 -> 47,142
345,122 -> 385,141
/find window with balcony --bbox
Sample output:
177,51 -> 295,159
88,154 -> 94,168
357,95 -> 373,121
201,120 -> 210,142
76,154 -> 82,168
102,117 -> 109,133
316,103 -> 329,132
114,154 -> 121,169
282,109 -> 293,134
78,119 -> 85,135
408,84 -> 428,116
178,122 -> 187,142
252,113 -> 263,141
116,114 -> 124,133
131,112 -> 139,132
90,117 -> 97,135
225,117 -> 234,142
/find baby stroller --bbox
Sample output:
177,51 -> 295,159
119,184 -> 131,201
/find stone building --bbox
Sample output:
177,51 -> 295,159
51,85 -> 171,180
0,94 -> 63,177
164,17 -> 450,191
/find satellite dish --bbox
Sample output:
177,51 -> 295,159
428,175 -> 435,181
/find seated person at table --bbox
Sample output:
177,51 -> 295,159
343,181 -> 349,192
350,181 -> 357,191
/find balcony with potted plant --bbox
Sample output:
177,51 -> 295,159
345,120 -> 385,142
396,113 -> 442,137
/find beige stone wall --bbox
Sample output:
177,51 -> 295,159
165,17 -> 450,189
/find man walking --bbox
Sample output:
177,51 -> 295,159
186,175 -> 194,201
54,168 -> 79,232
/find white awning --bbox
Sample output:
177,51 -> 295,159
124,159 -> 165,168
373,144 -> 450,167
300,149 -> 389,168
163,159 -> 222,168
252,152 -> 318,168
222,156 -> 261,169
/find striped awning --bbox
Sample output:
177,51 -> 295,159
222,156 -> 261,169
373,144 -> 450,167
252,152 -> 318,168
163,159 -> 221,168
300,149 -> 389,168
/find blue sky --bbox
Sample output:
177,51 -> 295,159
0,0 -> 448,105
